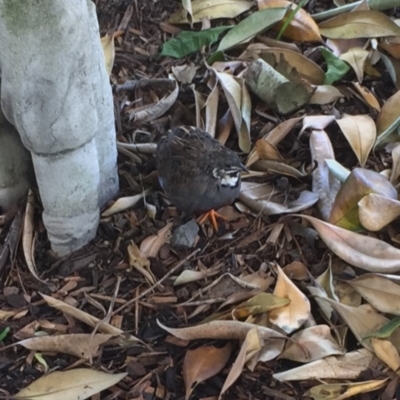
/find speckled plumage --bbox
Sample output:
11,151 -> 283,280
156,126 -> 246,215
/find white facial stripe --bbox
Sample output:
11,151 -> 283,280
221,175 -> 239,186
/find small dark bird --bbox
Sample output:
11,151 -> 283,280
156,126 -> 247,230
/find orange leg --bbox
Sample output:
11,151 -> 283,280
196,209 -> 228,231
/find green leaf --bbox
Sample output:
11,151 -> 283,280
0,327 -> 10,342
321,48 -> 351,85
217,8 -> 287,52
161,26 -> 232,58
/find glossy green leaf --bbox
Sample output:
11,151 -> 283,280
321,48 -> 351,85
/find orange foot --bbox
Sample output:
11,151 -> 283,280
196,209 -> 228,231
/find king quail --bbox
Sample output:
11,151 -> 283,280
156,126 -> 247,230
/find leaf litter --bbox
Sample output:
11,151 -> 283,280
3,0 -> 400,399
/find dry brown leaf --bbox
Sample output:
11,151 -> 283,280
269,265 -> 311,333
359,193 -> 400,231
279,325 -> 345,363
300,115 -> 336,135
255,139 -> 284,161
319,10 -> 400,39
370,338 -> 400,372
347,274 -> 400,315
258,0 -> 322,42
19,334 -> 113,360
101,191 -> 150,217
169,0 -> 253,23
140,222 -> 172,258
300,215 -> 400,273
376,89 -> 400,146
15,369 -> 127,400
352,82 -> 381,111
219,328 -> 261,399
309,85 -> 344,105
183,343 -> 231,400
339,48 -> 370,83
273,349 -> 375,381
336,114 -> 376,167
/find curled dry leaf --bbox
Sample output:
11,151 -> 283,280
300,115 -> 336,135
258,0 -> 323,42
100,31 -> 122,75
273,349 -> 374,381
336,114 -> 376,167
310,130 -> 340,221
328,168 -> 397,231
127,241 -> 155,284
299,215 -> 400,273
280,325 -> 345,363
358,193 -> 400,231
370,338 -> 400,372
240,181 -> 319,216
318,10 -> 400,39
101,190 -> 150,217
183,343 -> 231,400
352,82 -> 381,112
15,369 -> 127,400
269,265 -> 311,334
390,143 -> 400,183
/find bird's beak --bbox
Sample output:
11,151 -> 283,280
240,164 -> 249,173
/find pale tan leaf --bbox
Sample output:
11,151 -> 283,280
370,338 -> 400,372
299,215 -> 400,273
309,85 -> 344,105
157,319 -> 286,341
269,265 -> 311,333
101,190 -> 150,217
140,222 -> 172,258
273,349 -> 375,381
300,115 -> 336,135
101,32 -> 120,75
19,334 -> 112,360
339,48 -> 370,83
352,82 -> 381,111
376,89 -> 400,146
390,143 -> 400,183
347,274 -> 400,315
127,241 -> 155,284
336,114 -> 376,167
15,369 -> 127,400
183,343 -> 231,400
319,10 -> 400,39
359,193 -> 400,231
219,328 -> 261,398
255,139 -> 284,161
169,0 -> 253,23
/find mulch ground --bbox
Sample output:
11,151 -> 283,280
1,1 -> 399,399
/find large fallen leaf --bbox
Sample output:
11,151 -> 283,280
279,325 -> 344,362
269,265 -> 311,333
299,215 -> 400,272
359,193 -> 400,231
371,338 -> 400,372
157,319 -> 286,341
259,0 -> 322,42
347,274 -> 400,315
14,369 -> 127,400
309,85 -> 344,104
183,343 -> 231,400
375,89 -> 400,147
318,10 -> 400,39
273,349 -> 375,381
336,114 -> 376,167
169,0 -> 253,23
217,8 -> 286,52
